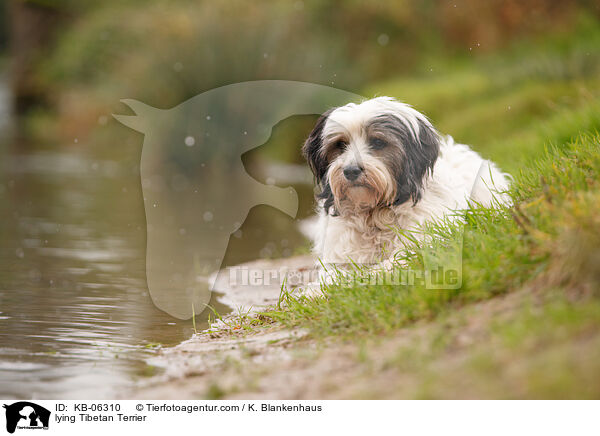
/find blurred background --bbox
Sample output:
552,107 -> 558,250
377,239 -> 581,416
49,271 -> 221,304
0,0 -> 599,398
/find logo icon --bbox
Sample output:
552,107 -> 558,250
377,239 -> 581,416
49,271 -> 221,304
3,402 -> 50,434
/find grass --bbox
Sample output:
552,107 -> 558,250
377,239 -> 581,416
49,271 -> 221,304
365,16 -> 600,174
20,5 -> 600,396
253,134 -> 600,398
100,16 -> 600,400
369,289 -> 600,399
265,133 -> 600,336
260,21 -> 600,340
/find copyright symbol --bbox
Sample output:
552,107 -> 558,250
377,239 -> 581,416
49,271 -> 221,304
136,404 -> 143,411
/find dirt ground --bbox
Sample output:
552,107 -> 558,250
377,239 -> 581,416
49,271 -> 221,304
124,257 -> 600,399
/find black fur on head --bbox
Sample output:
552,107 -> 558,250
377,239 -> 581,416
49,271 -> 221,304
367,114 -> 441,206
302,109 -> 336,213
303,107 -> 441,214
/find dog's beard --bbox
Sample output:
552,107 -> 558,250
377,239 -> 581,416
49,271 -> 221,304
328,159 -> 396,215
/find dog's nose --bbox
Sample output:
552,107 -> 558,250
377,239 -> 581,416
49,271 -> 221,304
343,165 -> 363,181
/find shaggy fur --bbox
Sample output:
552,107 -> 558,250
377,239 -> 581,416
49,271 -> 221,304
302,97 -> 511,265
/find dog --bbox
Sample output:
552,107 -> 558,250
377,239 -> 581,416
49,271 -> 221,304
302,97 -> 511,267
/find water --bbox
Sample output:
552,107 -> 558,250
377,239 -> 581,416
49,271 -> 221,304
0,80 -> 313,399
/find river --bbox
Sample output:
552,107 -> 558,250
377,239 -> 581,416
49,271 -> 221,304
0,74 -> 313,399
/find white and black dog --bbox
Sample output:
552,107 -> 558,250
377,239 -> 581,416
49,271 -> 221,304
302,97 -> 511,266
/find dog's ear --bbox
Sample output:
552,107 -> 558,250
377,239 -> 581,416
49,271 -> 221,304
394,119 -> 440,206
302,109 -> 333,183
303,109 -> 337,214
317,180 -> 337,216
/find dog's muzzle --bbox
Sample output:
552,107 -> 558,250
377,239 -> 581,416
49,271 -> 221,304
343,165 -> 363,181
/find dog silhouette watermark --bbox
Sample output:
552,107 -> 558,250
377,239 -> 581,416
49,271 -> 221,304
115,81 -> 492,318
114,81 -> 361,318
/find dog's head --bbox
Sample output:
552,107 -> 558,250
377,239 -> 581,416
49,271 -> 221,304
303,97 -> 441,216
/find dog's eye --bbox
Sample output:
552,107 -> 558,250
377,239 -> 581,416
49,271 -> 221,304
370,137 -> 387,150
334,140 -> 347,150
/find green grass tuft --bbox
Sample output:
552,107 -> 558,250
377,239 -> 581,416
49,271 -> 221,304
267,133 -> 600,336
264,25 -> 600,339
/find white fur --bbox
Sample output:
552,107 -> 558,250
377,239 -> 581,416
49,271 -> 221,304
309,97 -> 511,265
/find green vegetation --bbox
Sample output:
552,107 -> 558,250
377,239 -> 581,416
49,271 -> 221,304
269,134 -> 600,336
350,289 -> 600,399
366,17 -> 600,173
15,1 -> 597,152
6,0 -> 600,398
264,21 -> 600,341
